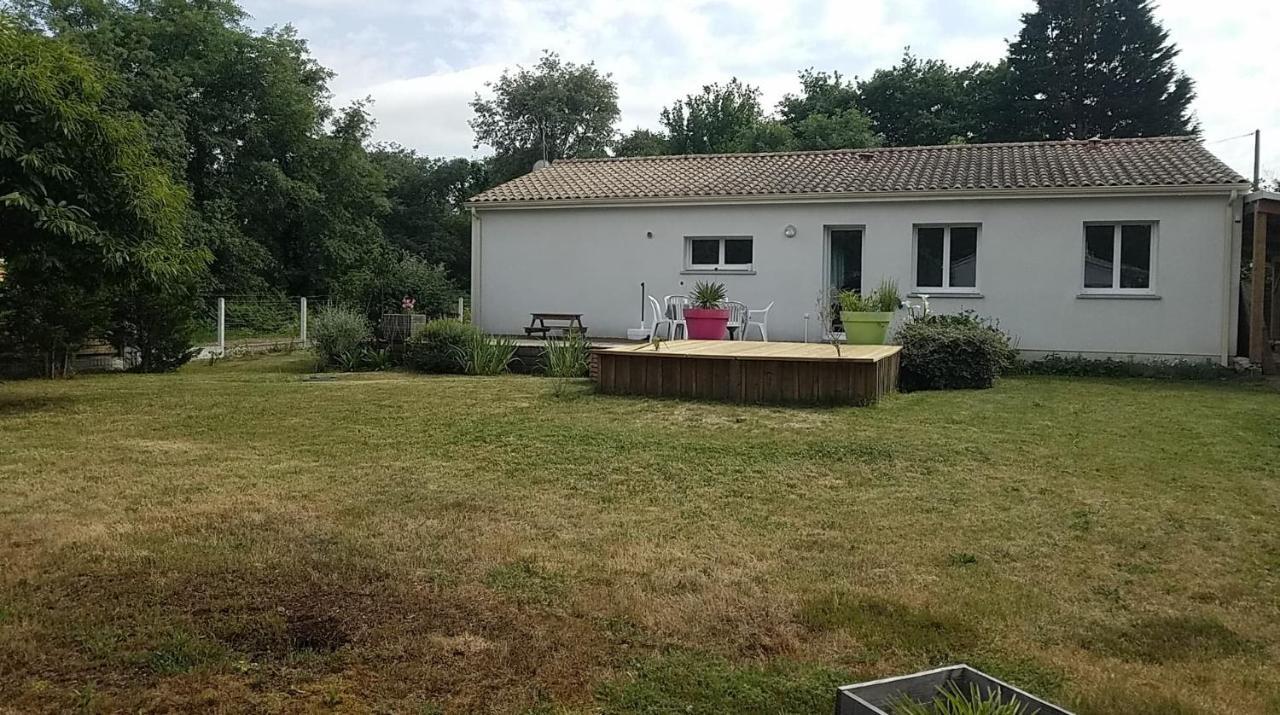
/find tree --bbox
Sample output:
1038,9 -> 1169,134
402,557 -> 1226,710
612,128 -> 669,157
1005,0 -> 1197,140
778,69 -> 879,150
20,0 -> 406,299
371,145 -> 489,286
729,120 -> 795,153
857,51 -> 1002,146
0,16 -> 206,375
660,78 -> 771,154
470,51 -> 619,182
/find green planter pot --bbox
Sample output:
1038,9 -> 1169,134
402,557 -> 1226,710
840,310 -> 894,345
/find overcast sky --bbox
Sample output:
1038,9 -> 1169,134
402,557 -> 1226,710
239,0 -> 1278,184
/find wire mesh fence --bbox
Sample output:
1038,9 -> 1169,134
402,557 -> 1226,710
197,295 -> 325,352
196,295 -> 469,356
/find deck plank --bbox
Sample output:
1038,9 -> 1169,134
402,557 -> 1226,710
600,340 -> 899,363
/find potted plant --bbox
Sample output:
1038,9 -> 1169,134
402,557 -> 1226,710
684,281 -> 731,340
378,295 -> 427,343
839,278 -> 901,345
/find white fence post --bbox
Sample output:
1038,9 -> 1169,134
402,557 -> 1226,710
299,296 -> 308,346
457,296 -> 465,320
216,297 -> 226,356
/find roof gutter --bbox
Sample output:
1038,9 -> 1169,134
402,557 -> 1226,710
465,183 -> 1252,211
1221,190 -> 1238,365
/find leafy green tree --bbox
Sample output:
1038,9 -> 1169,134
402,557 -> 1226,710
470,51 -> 620,182
0,16 -> 206,374
963,61 -> 1018,143
371,145 -> 488,286
778,69 -> 879,150
20,0 -> 400,299
613,128 -> 670,157
857,51 -> 1003,146
1005,0 -> 1197,139
729,120 -> 795,153
660,78 -> 771,154
234,100 -> 391,297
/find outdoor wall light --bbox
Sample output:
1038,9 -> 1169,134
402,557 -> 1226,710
783,224 -> 797,238
645,230 -> 654,239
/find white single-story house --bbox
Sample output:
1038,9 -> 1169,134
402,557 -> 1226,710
466,137 -> 1253,364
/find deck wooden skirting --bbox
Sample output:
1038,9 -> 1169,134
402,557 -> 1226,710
592,340 -> 901,405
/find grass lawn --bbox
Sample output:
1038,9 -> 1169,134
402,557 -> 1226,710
1,353 -> 1278,714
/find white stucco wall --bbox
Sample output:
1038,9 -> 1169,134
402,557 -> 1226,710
473,193 -> 1238,361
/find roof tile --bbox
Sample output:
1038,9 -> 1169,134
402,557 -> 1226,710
468,137 -> 1246,206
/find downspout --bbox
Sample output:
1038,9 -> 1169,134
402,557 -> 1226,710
1221,189 -> 1241,366
470,207 -> 482,327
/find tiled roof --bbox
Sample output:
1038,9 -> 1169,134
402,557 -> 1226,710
467,136 -> 1246,206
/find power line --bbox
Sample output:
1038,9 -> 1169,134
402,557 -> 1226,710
1205,131 -> 1256,145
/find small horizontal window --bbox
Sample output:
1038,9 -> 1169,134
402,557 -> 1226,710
685,236 -> 753,271
914,224 -> 978,290
1083,222 -> 1154,292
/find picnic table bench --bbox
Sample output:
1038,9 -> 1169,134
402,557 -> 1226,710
525,312 -> 588,337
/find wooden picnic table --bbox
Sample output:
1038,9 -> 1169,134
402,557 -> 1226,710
525,312 -> 587,336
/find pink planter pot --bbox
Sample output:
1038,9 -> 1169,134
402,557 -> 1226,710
684,307 -> 730,340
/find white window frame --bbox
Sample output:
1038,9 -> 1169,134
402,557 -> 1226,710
1080,221 -> 1158,295
912,224 -> 980,293
684,235 -> 754,273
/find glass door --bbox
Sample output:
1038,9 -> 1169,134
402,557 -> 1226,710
826,227 -> 863,331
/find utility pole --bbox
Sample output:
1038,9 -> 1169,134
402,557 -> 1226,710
1254,129 -> 1261,191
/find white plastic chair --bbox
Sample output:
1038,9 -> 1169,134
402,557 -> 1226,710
648,295 -> 685,340
663,295 -> 690,339
724,301 -> 748,340
743,301 -> 773,341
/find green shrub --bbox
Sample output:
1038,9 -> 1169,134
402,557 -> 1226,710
1015,353 -> 1239,380
404,319 -> 481,373
457,333 -> 517,376
310,305 -> 371,369
110,281 -> 202,373
895,311 -> 1016,391
543,332 -> 592,377
336,254 -> 456,323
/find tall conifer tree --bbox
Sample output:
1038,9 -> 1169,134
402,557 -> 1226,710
1006,0 -> 1197,140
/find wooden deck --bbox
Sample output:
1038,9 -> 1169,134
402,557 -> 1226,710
592,340 -> 901,405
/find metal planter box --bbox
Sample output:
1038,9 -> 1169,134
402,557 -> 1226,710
379,313 -> 426,342
835,664 -> 1073,715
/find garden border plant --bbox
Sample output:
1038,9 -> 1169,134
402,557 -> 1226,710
893,310 -> 1017,391
542,331 -> 593,378
404,318 -> 482,374
308,304 -> 372,371
1013,353 -> 1247,381
455,332 -> 517,376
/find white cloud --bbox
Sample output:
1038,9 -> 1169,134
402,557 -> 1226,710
340,65 -> 500,158
244,0 -> 1279,180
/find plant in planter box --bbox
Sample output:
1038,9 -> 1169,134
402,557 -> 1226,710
684,281 -> 730,340
838,278 -> 901,345
893,682 -> 1030,714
